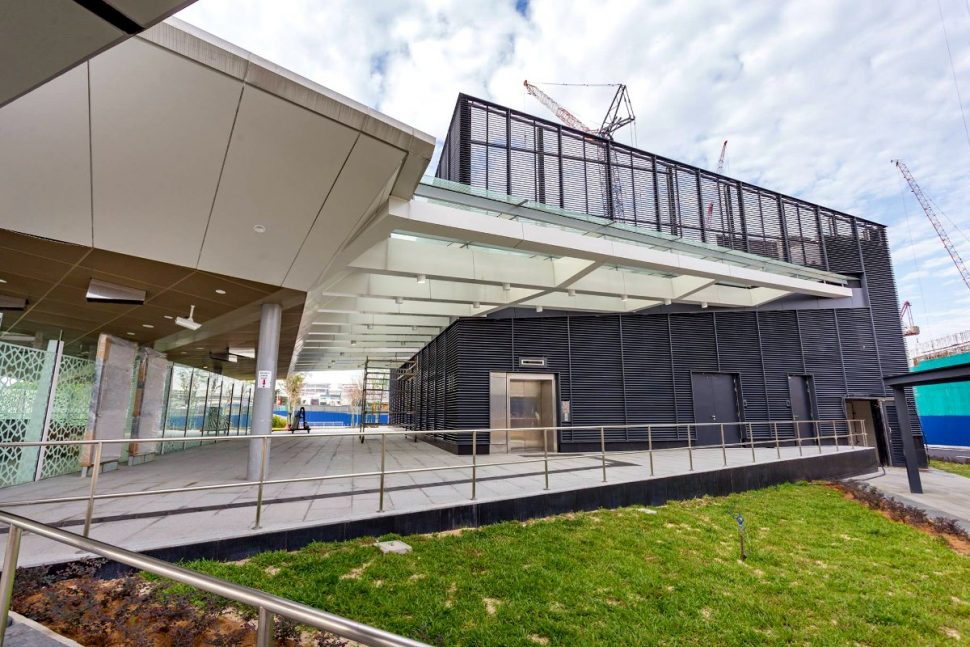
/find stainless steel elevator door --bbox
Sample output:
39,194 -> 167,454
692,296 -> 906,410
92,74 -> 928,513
507,377 -> 555,451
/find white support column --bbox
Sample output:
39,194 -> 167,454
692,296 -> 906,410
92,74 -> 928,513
249,303 -> 282,481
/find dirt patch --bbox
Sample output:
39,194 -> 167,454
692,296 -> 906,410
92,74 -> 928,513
483,597 -> 500,616
529,635 -> 550,645
830,482 -> 970,556
11,564 -> 349,646
340,560 -> 374,580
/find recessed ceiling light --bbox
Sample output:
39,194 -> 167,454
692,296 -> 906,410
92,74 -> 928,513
0,278 -> 6,284
195,347 -> 204,350
536,306 -> 543,313
253,224 -> 266,233
215,289 -> 226,295
126,332 -> 135,336
163,315 -> 173,320
416,274 -> 426,284
142,324 -> 154,329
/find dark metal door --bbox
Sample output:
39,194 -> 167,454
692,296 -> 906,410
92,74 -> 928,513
692,373 -> 741,445
788,375 -> 816,442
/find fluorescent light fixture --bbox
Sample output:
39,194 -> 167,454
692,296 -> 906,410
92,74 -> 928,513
0,332 -> 34,343
215,289 -> 226,295
175,305 -> 202,331
253,224 -> 266,233
0,295 -> 26,311
142,324 -> 154,329
86,278 -> 145,305
229,347 -> 255,359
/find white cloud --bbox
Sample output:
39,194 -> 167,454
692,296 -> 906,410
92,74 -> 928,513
177,0 -> 970,341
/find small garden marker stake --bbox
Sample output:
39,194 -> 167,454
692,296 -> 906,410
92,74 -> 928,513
733,513 -> 748,560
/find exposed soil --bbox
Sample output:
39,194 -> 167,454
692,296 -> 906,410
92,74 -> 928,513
11,564 -> 349,647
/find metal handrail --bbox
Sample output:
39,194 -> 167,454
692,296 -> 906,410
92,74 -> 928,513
0,419 -> 868,536
0,510 -> 429,647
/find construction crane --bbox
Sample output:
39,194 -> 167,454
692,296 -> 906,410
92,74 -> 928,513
900,300 -> 920,337
705,140 -> 729,228
893,159 -> 970,292
522,81 -> 635,141
523,81 -> 635,218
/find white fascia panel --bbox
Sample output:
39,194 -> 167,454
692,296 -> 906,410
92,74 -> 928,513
198,86 -> 358,284
283,134 -> 405,290
0,65 -> 92,245
90,37 -> 241,267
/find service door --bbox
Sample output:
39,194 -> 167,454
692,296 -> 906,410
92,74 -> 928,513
691,373 -> 741,445
788,375 -> 816,442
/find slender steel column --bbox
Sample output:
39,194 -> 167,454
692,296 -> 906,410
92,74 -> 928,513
892,387 -> 923,494
249,303 -> 282,481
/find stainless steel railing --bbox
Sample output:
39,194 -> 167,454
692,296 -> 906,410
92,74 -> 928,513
0,419 -> 868,537
0,509 -> 429,647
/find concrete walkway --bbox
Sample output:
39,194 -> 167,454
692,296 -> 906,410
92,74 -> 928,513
5,612 -> 80,646
0,430 -> 866,567
848,466 -> 970,533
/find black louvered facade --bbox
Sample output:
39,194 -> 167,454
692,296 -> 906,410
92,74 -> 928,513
391,95 -> 923,465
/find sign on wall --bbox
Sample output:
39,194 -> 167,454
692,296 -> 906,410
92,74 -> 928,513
257,370 -> 272,389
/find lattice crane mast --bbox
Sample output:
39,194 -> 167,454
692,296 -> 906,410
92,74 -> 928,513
705,140 -> 728,227
893,159 -> 970,292
522,81 -> 595,134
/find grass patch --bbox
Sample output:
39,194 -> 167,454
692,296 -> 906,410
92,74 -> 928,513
162,483 -> 969,646
931,459 -> 970,479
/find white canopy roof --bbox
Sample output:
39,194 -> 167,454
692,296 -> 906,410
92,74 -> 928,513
292,179 -> 853,371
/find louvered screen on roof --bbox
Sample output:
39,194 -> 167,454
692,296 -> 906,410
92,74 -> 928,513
436,94 -> 892,272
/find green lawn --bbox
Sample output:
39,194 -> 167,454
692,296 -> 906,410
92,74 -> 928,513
169,483 -> 969,646
931,459 -> 970,479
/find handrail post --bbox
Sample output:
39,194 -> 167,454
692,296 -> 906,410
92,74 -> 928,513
773,422 -> 781,459
543,427 -> 549,491
686,425 -> 694,472
256,606 -> 275,647
254,437 -> 268,529
647,426 -> 654,477
796,422 -> 803,456
600,427 -> 607,483
720,423 -> 726,466
833,420 -> 839,452
471,429 -> 477,500
83,441 -> 103,538
0,525 -> 22,645
378,431 -> 386,512
749,423 -> 756,463
816,420 -> 823,454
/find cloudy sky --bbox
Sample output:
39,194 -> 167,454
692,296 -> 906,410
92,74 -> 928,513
179,0 -> 970,350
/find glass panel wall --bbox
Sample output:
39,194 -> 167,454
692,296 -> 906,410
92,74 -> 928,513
159,364 -> 253,455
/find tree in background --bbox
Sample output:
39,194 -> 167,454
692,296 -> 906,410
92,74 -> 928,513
284,372 -> 305,414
